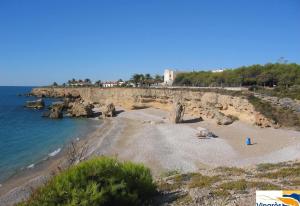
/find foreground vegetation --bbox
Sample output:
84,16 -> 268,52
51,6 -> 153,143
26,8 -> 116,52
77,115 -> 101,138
17,156 -> 300,206
19,157 -> 156,206
157,162 -> 300,205
251,85 -> 300,100
174,63 -> 300,88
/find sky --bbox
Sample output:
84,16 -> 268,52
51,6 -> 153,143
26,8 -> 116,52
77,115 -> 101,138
0,0 -> 299,86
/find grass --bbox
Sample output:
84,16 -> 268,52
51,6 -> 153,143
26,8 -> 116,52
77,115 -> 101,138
214,167 -> 245,176
255,86 -> 300,101
258,167 -> 300,179
157,181 -> 181,191
219,179 -> 248,191
161,169 -> 181,177
218,179 -> 280,192
256,162 -> 288,172
188,173 -> 220,189
210,189 -> 231,197
248,182 -> 281,190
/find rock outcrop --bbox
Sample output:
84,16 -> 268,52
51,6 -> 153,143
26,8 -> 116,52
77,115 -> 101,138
254,112 -> 278,128
169,101 -> 185,124
49,102 -> 64,119
31,87 -> 279,128
68,100 -> 94,117
25,99 -> 45,109
103,103 -> 116,118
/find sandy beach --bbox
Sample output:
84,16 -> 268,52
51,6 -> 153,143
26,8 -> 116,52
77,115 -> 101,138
1,107 -> 300,205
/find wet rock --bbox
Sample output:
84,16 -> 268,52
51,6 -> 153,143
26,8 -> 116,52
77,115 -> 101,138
25,99 -> 45,109
49,102 -> 64,119
103,103 -> 116,118
49,109 -> 63,119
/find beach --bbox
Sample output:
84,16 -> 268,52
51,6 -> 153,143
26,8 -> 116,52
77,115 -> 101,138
1,106 -> 300,205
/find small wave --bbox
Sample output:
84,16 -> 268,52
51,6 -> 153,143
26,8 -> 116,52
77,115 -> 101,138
27,164 -> 35,169
48,148 -> 61,157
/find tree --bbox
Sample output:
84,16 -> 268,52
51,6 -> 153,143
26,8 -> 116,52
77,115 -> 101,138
144,74 -> 153,86
95,80 -> 102,87
84,78 -> 91,83
154,74 -> 163,84
131,74 -> 144,87
52,82 -> 58,87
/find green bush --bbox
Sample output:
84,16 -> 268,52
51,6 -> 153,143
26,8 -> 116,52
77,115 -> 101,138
19,157 -> 157,206
173,63 -> 300,88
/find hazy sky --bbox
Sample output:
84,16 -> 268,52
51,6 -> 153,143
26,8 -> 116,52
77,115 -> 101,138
0,0 -> 299,86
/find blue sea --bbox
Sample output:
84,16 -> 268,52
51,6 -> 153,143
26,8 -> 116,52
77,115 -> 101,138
0,86 -> 98,183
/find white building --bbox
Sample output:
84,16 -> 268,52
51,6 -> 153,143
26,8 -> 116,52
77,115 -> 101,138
164,69 -> 178,85
102,81 -> 118,88
212,69 -> 224,73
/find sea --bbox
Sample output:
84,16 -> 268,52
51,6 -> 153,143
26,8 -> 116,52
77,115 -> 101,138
0,86 -> 98,183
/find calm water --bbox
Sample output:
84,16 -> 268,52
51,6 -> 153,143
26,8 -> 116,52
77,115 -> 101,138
0,86 -> 98,182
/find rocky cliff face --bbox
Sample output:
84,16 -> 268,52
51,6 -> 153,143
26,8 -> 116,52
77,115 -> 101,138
31,87 -> 276,127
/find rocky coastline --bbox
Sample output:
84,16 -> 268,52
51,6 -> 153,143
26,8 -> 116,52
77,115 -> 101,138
1,87 -> 299,205
30,87 -> 278,128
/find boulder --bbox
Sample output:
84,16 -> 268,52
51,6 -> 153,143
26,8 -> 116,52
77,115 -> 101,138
169,101 -> 185,124
68,102 -> 94,117
103,103 -> 116,118
49,108 -> 63,119
214,103 -> 223,110
25,99 -> 45,109
216,113 -> 234,125
49,102 -> 64,119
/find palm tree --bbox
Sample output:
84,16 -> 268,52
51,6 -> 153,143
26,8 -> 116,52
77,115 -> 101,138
131,74 -> 142,87
95,80 -> 102,87
154,74 -> 163,84
84,78 -> 91,84
144,74 -> 153,87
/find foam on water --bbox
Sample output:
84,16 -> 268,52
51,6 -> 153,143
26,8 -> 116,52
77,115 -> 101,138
0,86 -> 99,182
27,164 -> 35,169
48,148 -> 61,157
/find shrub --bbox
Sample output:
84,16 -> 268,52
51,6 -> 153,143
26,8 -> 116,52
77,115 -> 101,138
214,167 -> 245,176
247,95 -> 300,128
188,173 -> 220,189
19,157 -> 156,206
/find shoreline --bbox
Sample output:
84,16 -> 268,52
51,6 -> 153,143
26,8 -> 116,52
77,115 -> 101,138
1,107 -> 300,205
0,118 -> 107,205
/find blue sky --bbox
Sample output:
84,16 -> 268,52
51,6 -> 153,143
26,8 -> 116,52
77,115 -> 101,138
0,0 -> 299,86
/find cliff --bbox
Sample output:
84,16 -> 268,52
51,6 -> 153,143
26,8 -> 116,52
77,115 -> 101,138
31,87 -> 276,127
